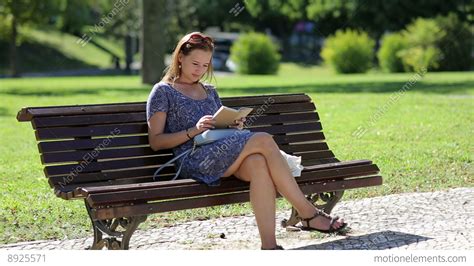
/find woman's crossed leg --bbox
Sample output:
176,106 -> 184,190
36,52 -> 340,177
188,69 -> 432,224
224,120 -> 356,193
222,132 -> 345,248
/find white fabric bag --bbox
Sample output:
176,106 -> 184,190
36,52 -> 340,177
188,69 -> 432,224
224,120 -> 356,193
280,150 -> 304,177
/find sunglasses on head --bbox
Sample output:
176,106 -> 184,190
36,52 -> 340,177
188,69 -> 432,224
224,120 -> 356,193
185,33 -> 214,45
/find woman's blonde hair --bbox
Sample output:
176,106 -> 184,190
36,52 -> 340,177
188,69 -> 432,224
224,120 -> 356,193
161,32 -> 215,84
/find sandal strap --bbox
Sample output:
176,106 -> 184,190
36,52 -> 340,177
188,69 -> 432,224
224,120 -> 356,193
299,211 -> 320,223
298,209 -> 331,223
298,209 -> 340,228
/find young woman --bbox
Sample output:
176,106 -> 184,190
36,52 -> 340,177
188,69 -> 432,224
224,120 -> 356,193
146,32 -> 347,250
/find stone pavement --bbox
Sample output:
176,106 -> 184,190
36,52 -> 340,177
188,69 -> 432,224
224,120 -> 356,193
1,187 -> 472,250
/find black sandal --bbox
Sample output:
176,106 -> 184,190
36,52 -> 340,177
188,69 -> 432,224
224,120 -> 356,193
297,209 -> 347,234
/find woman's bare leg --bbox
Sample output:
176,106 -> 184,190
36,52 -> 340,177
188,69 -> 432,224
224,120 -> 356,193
223,132 -> 344,230
232,154 -> 277,249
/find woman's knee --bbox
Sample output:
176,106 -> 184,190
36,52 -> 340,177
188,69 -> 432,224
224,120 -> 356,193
251,132 -> 278,151
235,154 -> 267,182
243,153 -> 267,168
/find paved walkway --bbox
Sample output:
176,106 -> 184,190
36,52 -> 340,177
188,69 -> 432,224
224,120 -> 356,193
1,187 -> 472,250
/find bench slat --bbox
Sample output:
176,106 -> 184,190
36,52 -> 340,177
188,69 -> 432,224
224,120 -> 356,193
302,158 -> 340,166
32,112 -> 146,129
45,136 -> 331,184
299,150 -> 335,160
43,143 -> 332,177
38,131 -> 326,153
85,164 -> 380,207
90,176 -> 383,220
35,123 -> 145,140
49,168 -> 169,187
60,159 -> 374,197
302,159 -> 371,171
45,157 -> 161,176
56,176 -> 195,198
43,124 -> 326,176
32,111 -> 319,129
35,121 -> 322,140
273,132 -> 326,144
32,101 -> 317,140
18,94 -> 311,122
46,142 -> 337,187
38,136 -> 150,153
41,142 -> 330,164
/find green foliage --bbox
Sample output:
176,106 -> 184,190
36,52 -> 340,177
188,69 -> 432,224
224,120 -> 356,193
0,0 -> 63,44
230,32 -> 280,74
398,18 -> 445,72
378,14 -> 472,73
0,16 -> 11,41
434,13 -> 472,71
377,33 -> 408,73
305,0 -> 472,37
321,29 -> 375,73
242,0 -> 309,39
0,0 -> 63,25
244,0 -> 307,20
57,0 -> 94,33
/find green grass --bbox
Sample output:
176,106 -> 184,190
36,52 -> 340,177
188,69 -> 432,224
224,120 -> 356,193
0,64 -> 473,244
0,27 -> 122,74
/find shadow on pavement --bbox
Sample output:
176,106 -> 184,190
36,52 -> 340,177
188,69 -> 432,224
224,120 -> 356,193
292,230 -> 431,250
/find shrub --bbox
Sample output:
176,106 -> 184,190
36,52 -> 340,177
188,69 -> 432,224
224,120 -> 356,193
398,18 -> 445,72
230,32 -> 280,74
0,17 -> 11,42
434,13 -> 472,71
377,33 -> 408,73
321,29 -> 375,73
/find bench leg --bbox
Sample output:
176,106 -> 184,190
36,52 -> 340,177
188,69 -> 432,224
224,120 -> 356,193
281,190 -> 345,229
84,200 -> 148,250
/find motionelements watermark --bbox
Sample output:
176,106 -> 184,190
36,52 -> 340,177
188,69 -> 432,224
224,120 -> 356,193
58,128 -> 121,188
76,0 -> 130,47
374,253 -> 467,263
352,67 -> 428,139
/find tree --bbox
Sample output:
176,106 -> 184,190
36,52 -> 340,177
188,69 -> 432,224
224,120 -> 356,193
306,0 -> 473,38
0,0 -> 63,77
245,0 -> 307,37
244,0 -> 309,60
101,0 -> 141,73
57,0 -> 96,34
140,0 -> 246,84
141,0 -> 165,84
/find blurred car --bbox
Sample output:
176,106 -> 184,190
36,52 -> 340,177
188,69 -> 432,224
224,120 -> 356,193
207,31 -> 240,72
212,51 -> 228,71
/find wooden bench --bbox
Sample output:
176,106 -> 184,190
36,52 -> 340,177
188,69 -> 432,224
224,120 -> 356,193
17,93 -> 382,250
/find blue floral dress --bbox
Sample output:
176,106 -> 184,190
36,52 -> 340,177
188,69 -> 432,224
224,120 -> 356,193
146,81 -> 255,186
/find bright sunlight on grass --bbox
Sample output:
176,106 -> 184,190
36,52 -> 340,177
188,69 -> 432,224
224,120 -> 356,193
0,64 -> 472,244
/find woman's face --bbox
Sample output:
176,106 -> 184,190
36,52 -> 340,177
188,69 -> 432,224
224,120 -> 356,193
179,49 -> 212,82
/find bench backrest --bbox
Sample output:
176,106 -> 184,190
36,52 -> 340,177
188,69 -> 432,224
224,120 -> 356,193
17,93 -> 337,200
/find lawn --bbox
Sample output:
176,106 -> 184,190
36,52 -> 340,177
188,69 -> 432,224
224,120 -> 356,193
0,27 -> 123,74
0,64 -> 472,244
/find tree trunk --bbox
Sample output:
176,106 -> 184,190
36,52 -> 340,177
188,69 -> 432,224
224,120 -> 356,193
141,0 -> 166,84
124,34 -> 132,75
9,15 -> 19,77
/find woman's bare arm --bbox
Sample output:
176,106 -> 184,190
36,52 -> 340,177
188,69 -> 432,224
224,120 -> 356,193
148,112 -> 191,151
147,112 -> 215,151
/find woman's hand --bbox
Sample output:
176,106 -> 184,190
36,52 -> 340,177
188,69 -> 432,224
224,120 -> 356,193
191,115 -> 216,135
228,117 -> 246,130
